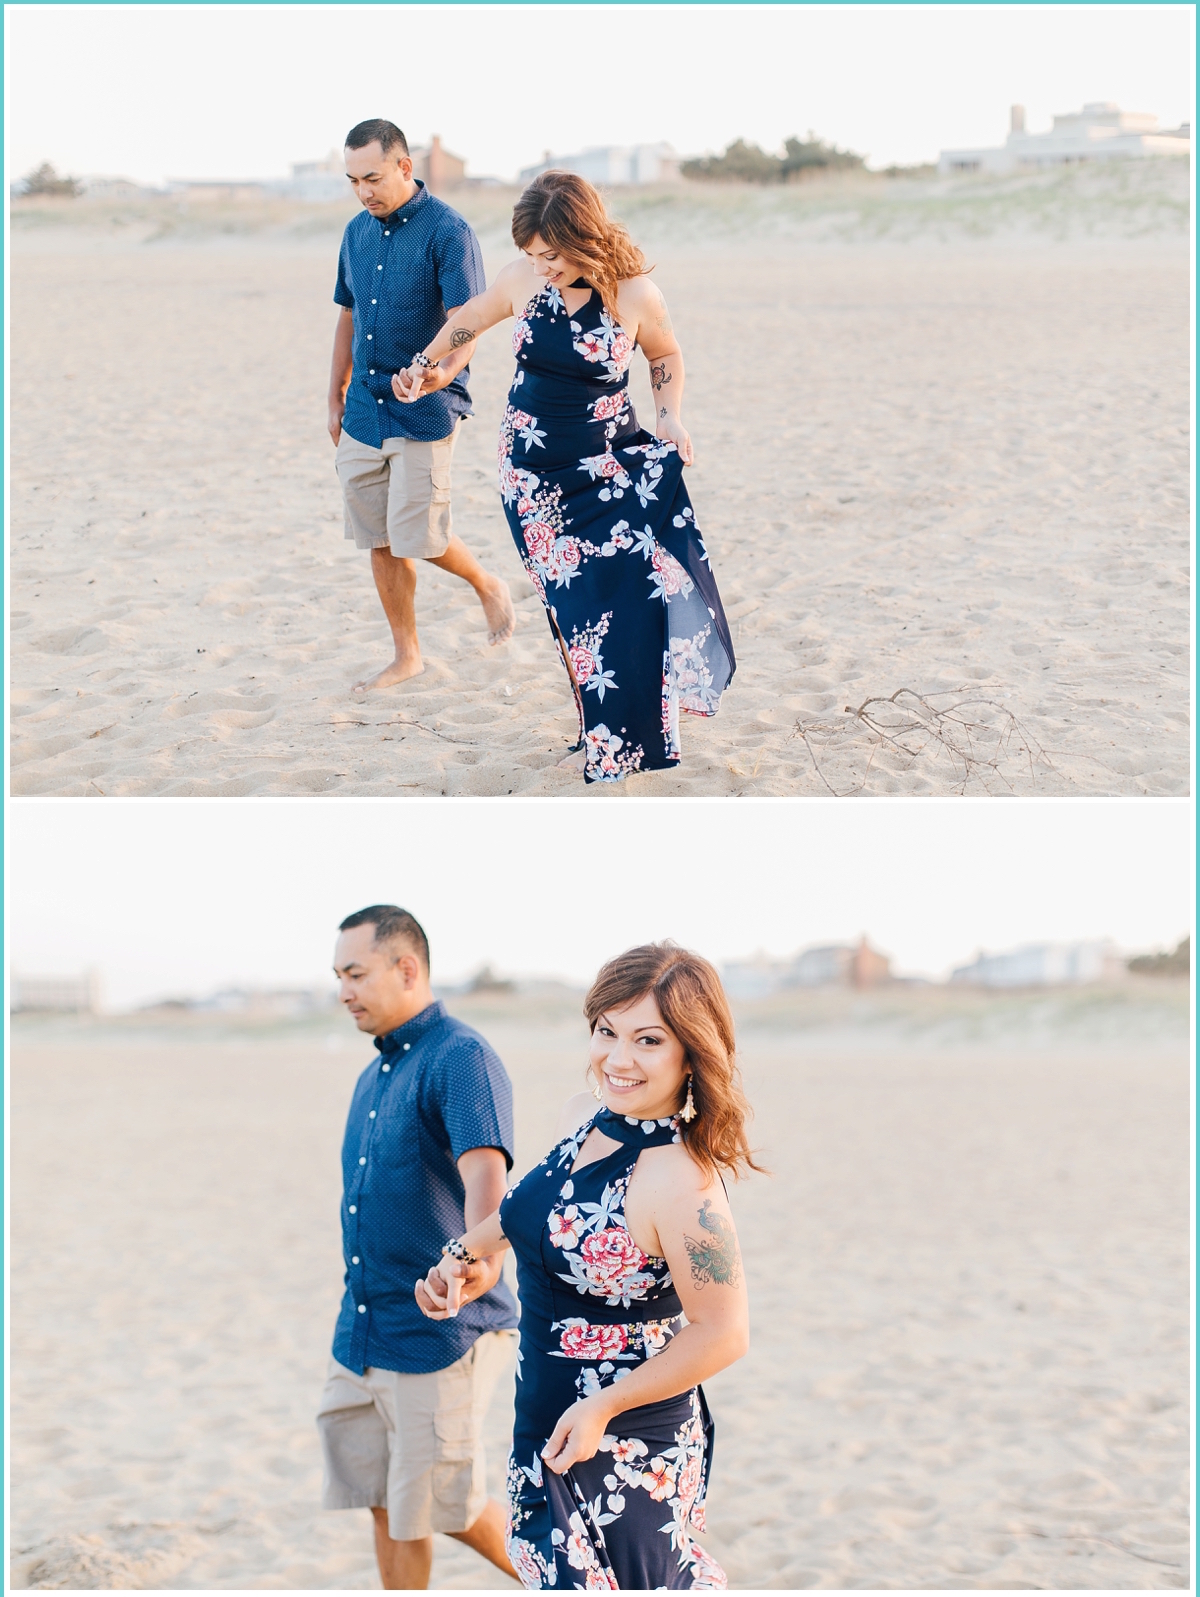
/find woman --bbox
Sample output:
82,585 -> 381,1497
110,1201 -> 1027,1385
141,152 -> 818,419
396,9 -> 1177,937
415,943 -> 761,1590
397,173 -> 735,784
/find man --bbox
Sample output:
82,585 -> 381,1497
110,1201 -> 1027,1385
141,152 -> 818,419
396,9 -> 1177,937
328,120 -> 515,694
317,905 -> 519,1589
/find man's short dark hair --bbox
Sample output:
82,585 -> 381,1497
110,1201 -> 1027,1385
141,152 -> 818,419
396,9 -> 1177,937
345,120 -> 409,159
340,905 -> 430,970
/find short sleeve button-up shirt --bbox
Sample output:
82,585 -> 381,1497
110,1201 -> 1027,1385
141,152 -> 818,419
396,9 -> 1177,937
332,1000 -> 519,1375
334,181 -> 486,447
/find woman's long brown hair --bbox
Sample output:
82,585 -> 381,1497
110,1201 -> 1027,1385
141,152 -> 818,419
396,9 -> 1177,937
584,943 -> 766,1181
511,170 -> 648,323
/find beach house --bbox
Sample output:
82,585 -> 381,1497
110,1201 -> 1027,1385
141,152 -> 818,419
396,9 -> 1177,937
939,103 -> 1191,175
722,936 -> 892,997
950,941 -> 1125,987
282,136 -> 468,200
518,143 -> 680,186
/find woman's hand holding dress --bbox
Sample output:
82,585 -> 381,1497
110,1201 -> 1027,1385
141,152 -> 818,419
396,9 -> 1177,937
540,1392 -> 618,1473
654,411 -> 693,465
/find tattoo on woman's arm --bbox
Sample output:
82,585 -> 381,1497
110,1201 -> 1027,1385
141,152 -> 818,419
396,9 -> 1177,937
650,360 -> 673,392
684,1200 -> 742,1288
448,326 -> 476,349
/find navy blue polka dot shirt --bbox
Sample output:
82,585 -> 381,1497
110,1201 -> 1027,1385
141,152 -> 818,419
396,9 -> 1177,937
332,1000 -> 518,1375
334,180 -> 486,447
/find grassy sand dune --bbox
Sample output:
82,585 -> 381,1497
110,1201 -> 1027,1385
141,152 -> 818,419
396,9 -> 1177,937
9,985 -> 1189,1588
11,159 -> 1189,250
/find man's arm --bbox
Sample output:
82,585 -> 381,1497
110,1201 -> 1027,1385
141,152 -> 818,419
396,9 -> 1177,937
414,1146 -> 509,1315
328,306 -> 355,445
458,1145 -> 509,1229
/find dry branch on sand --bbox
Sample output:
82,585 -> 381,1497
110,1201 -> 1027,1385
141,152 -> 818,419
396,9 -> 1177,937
792,687 -> 1054,796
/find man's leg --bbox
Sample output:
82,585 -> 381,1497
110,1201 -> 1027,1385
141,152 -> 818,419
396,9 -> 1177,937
447,1497 -> 516,1576
371,1507 -> 434,1590
370,1500 -> 514,1589
352,548 -> 425,695
428,537 -> 516,647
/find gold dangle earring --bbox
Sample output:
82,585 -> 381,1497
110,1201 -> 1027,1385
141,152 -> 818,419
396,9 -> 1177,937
680,1075 -> 697,1122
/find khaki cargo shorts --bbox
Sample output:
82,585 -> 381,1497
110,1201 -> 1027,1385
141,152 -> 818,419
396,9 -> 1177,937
316,1330 -> 516,1541
335,421 -> 461,560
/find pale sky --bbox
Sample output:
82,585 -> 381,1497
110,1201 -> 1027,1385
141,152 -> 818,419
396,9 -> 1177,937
4,4 -> 1194,187
6,800 -> 1191,1010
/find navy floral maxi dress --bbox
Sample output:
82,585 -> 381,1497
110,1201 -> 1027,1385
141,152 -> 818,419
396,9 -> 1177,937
499,283 -> 735,784
498,1107 -> 726,1590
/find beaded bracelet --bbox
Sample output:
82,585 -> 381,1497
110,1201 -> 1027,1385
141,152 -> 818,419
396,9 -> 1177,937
442,1237 -> 479,1265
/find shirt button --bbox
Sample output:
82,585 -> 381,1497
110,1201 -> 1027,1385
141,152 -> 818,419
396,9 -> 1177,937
384,231 -> 390,236
403,1043 -> 411,1051
371,299 -> 377,304
358,1304 -> 366,1314
377,264 -> 383,270
348,1205 -> 357,1214
369,1110 -> 376,1119
367,334 -> 373,339
382,1063 -> 390,1072
359,1156 -> 367,1165
369,369 -> 375,375
377,398 -> 383,404
352,1256 -> 360,1265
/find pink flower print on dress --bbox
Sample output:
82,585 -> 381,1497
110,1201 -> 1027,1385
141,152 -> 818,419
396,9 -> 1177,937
688,1543 -> 727,1588
506,1536 -> 544,1589
609,331 -> 632,368
575,333 -> 605,362
559,538 -> 581,570
676,1449 -> 704,1514
557,1320 -> 628,1361
641,1456 -> 677,1502
591,392 -> 626,422
523,521 -> 556,564
602,1436 -> 648,1465
513,319 -> 533,355
548,1204 -> 583,1249
578,1228 -> 647,1294
569,645 -> 597,684
642,1321 -> 670,1354
651,546 -> 690,598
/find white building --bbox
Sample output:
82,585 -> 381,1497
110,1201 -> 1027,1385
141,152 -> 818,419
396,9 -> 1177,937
519,143 -> 680,186
950,941 -> 1124,987
11,970 -> 101,1013
939,103 -> 1191,175
723,937 -> 891,998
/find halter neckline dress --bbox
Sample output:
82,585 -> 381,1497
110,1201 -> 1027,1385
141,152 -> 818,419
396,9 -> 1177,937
498,1106 -> 726,1589
499,280 -> 735,784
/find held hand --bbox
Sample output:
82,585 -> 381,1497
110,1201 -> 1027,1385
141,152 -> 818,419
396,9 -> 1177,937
328,398 -> 345,446
392,365 -> 425,403
541,1395 -> 614,1474
414,1256 -> 470,1319
394,363 -> 452,403
655,412 -> 693,466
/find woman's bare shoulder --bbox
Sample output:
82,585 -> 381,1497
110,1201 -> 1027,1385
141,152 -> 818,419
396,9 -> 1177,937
619,274 -> 664,311
637,1138 -> 721,1197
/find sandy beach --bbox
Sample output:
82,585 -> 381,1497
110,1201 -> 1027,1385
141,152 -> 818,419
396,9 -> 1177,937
9,165 -> 1191,796
9,983 -> 1190,1589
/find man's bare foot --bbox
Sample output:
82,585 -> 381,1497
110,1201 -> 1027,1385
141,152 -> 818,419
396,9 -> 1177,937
479,577 -> 516,646
351,656 -> 425,695
556,750 -> 587,772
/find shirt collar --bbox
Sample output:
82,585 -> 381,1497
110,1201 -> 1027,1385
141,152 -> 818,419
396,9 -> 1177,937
375,998 -> 445,1057
377,180 -> 428,228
